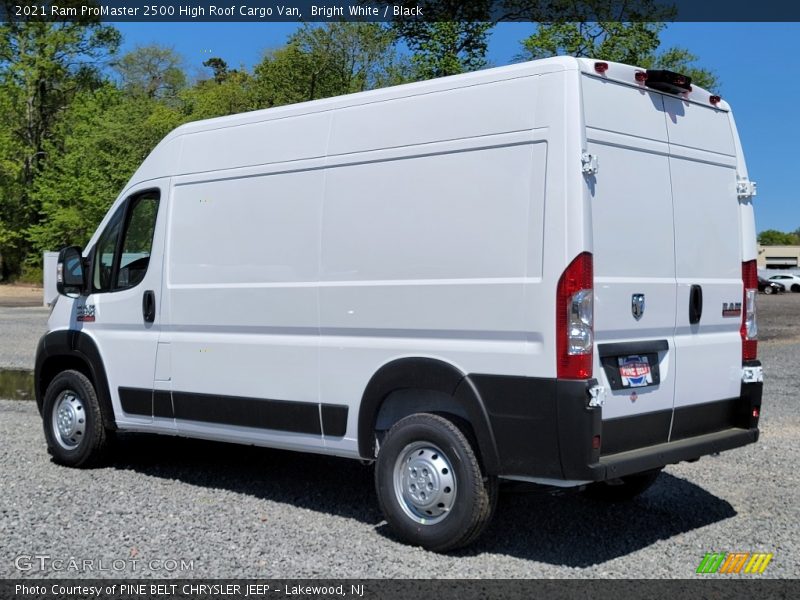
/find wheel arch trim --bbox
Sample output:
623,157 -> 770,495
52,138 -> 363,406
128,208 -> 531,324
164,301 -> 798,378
35,330 -> 117,430
357,357 -> 500,473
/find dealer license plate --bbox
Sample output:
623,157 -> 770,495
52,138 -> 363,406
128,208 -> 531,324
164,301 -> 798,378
617,355 -> 653,388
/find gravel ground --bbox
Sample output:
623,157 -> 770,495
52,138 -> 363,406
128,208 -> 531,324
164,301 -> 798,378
757,289 -> 800,344
0,306 -> 48,370
0,284 -> 44,308
0,297 -> 798,579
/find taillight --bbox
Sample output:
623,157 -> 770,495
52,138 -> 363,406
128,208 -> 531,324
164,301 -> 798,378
557,252 -> 594,379
741,260 -> 758,360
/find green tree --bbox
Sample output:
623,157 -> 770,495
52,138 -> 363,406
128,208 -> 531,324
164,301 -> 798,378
253,44 -> 313,107
203,57 -> 231,84
183,67 -> 257,120
114,45 -> 186,100
253,23 -> 406,107
758,230 -> 800,246
388,1 -> 493,79
27,85 -> 183,255
400,21 -> 493,79
516,1 -> 718,90
0,4 -> 120,278
0,81 -> 25,273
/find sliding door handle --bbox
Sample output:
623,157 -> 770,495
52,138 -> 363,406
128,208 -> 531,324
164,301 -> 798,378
689,284 -> 703,325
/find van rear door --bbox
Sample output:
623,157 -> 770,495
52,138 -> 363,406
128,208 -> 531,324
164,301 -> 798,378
663,98 -> 744,440
583,76 -> 678,453
584,69 -> 748,456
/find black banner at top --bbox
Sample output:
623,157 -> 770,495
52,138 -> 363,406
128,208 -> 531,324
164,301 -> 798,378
1,0 -> 799,23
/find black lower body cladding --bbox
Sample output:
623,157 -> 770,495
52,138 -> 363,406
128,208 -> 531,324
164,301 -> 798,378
469,367 -> 762,482
468,375 -> 601,480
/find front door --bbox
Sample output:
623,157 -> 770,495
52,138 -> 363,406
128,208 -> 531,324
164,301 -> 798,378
80,184 -> 167,426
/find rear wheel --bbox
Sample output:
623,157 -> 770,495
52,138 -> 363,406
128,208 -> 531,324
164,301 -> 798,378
584,468 -> 662,502
792,284 -> 800,293
42,370 -> 112,467
375,413 -> 497,552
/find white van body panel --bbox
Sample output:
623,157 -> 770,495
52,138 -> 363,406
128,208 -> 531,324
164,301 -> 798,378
161,72 -> 564,455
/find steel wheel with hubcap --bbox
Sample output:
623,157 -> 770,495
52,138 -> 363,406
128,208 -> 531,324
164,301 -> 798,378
393,442 -> 457,525
51,390 -> 87,449
42,370 -> 112,467
375,413 -> 496,552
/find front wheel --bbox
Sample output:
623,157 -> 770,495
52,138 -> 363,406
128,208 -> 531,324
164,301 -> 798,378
42,370 -> 112,467
375,413 -> 497,552
763,286 -> 774,295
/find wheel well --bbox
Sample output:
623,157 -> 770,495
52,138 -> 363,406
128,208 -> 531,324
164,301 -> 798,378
357,357 -> 500,473
37,356 -> 94,413
375,389 -> 470,436
35,331 -> 117,430
374,389 -> 487,470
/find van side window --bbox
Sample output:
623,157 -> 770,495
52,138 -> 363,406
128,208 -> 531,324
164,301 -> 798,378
92,191 -> 160,293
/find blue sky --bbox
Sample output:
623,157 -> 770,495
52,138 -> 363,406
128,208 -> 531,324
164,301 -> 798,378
115,22 -> 798,234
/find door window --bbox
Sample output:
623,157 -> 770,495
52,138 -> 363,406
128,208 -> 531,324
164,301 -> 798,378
93,205 -> 125,293
118,194 -> 159,289
92,191 -> 160,293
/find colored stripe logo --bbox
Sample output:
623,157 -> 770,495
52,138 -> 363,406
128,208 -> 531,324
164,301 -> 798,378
697,552 -> 773,574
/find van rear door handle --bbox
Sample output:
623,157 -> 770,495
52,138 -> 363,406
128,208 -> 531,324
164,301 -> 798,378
689,284 -> 703,325
142,290 -> 156,323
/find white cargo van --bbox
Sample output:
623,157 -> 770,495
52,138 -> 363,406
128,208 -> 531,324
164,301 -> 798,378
38,57 -> 762,551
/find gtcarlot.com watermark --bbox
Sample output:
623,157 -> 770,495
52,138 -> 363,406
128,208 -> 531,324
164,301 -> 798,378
14,554 -> 195,573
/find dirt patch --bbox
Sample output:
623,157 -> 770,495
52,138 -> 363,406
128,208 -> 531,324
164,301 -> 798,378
0,283 -> 43,307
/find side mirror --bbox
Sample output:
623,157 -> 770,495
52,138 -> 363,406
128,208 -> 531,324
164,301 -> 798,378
56,246 -> 85,296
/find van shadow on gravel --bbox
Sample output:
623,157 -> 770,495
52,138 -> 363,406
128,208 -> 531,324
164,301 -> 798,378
109,433 -> 735,566
451,475 -> 736,566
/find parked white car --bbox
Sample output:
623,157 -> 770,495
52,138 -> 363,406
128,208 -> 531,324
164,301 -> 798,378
768,274 -> 800,293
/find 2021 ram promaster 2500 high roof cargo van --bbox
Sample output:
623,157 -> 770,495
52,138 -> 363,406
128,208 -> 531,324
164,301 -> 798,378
38,57 -> 762,551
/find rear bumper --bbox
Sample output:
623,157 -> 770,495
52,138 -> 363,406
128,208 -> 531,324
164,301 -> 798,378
588,427 -> 758,481
469,364 -> 762,482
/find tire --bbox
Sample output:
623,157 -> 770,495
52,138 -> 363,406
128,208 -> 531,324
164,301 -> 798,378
375,413 -> 497,552
42,370 -> 112,467
792,284 -> 800,293
584,468 -> 662,502
763,286 -> 774,295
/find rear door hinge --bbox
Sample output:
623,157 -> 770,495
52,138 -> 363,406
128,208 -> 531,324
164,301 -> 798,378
737,178 -> 757,199
588,384 -> 605,407
742,365 -> 763,384
581,152 -> 599,176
